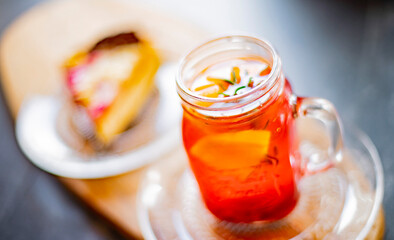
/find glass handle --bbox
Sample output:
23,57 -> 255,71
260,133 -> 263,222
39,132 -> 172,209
295,97 -> 343,173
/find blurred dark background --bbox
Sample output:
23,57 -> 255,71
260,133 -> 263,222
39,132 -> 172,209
0,0 -> 393,239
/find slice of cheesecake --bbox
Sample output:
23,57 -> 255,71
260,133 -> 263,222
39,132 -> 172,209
65,32 -> 160,145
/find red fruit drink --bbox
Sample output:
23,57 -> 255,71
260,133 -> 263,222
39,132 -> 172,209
181,57 -> 300,222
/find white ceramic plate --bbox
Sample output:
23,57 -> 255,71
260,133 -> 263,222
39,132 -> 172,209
16,63 -> 182,179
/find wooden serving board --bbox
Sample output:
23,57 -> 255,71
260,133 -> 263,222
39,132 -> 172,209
0,0 -> 208,238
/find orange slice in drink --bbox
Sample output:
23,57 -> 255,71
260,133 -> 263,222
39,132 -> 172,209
191,83 -> 221,107
259,65 -> 271,76
194,83 -> 220,98
206,77 -> 231,91
190,130 -> 271,170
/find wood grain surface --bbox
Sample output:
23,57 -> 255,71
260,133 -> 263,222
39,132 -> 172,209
0,0 -> 207,238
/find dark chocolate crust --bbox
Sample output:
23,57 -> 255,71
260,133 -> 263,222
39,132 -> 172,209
90,32 -> 139,52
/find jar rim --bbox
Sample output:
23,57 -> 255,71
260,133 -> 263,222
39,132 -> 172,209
176,35 -> 282,111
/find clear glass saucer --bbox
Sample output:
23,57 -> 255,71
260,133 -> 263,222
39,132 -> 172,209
136,120 -> 384,239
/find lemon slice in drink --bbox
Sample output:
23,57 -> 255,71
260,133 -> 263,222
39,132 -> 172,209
190,130 -> 271,170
